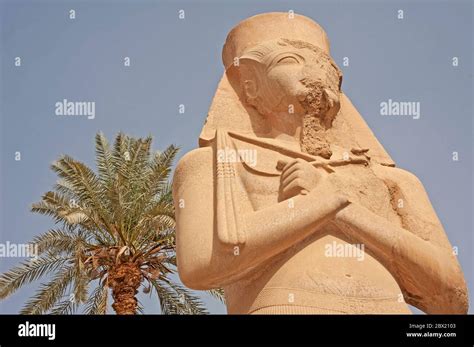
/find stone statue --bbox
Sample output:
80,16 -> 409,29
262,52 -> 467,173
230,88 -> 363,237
172,12 -> 468,314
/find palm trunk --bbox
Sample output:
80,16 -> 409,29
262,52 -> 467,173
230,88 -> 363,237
109,262 -> 142,315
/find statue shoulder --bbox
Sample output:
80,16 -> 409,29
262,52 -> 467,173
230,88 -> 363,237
371,163 -> 423,189
173,147 -> 213,189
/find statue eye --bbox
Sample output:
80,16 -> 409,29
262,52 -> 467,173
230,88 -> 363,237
276,56 -> 299,65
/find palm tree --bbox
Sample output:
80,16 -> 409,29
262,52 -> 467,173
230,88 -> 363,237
0,132 -> 213,314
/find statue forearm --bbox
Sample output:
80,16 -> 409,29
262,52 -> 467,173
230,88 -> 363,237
201,180 -> 350,287
335,203 -> 468,313
242,186 -> 349,259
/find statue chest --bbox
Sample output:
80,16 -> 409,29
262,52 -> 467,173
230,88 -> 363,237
237,161 -> 399,224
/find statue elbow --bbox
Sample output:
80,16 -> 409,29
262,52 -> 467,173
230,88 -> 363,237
429,276 -> 469,314
446,278 -> 469,314
177,266 -> 205,290
444,261 -> 469,313
176,251 -> 215,290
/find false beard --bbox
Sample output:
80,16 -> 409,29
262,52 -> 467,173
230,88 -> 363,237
299,80 -> 333,159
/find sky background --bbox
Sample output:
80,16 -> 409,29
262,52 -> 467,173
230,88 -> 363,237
0,0 -> 472,314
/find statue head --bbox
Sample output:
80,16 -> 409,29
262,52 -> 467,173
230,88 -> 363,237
199,12 -> 394,166
223,13 -> 342,158
234,38 -> 342,127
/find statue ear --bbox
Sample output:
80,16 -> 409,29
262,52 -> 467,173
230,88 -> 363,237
239,59 -> 263,105
323,88 -> 341,126
243,79 -> 258,100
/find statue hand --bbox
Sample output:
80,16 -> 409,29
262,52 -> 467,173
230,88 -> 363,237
279,158 -> 324,200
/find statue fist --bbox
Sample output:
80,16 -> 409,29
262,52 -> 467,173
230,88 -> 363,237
278,158 -> 323,201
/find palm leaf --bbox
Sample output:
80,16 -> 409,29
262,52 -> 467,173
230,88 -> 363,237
84,284 -> 108,314
50,298 -> 78,315
51,156 -> 114,236
0,256 -> 70,299
208,288 -> 226,304
95,132 -> 116,188
20,265 -> 76,314
31,229 -> 88,256
152,278 -> 208,315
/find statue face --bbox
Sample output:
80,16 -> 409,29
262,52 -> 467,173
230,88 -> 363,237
262,50 -> 309,114
240,40 -> 341,126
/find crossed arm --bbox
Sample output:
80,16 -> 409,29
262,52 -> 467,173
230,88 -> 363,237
173,148 -> 468,313
336,165 -> 468,314
173,148 -> 348,289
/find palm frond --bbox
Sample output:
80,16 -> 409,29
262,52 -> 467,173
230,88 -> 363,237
152,278 -> 207,315
20,265 -> 76,314
73,269 -> 89,305
136,298 -> 145,314
111,132 -> 129,177
32,192 -> 88,226
116,135 -> 153,239
51,155 -> 114,236
50,297 -> 78,315
0,256 -> 70,299
31,229 -> 88,256
95,132 -> 116,188
147,145 -> 179,198
84,284 -> 108,314
31,193 -> 112,247
208,288 -> 226,304
131,147 -> 178,228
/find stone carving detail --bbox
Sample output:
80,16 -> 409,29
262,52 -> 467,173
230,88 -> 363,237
173,12 -> 468,314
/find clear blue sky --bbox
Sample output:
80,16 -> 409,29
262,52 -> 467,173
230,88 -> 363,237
0,0 -> 472,314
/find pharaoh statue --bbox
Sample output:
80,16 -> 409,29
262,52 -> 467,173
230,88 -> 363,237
172,12 -> 468,314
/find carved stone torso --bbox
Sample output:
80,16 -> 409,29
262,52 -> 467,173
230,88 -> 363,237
174,11 -> 468,316
223,139 -> 410,314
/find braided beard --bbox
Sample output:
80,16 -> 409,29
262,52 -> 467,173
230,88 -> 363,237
299,80 -> 333,159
